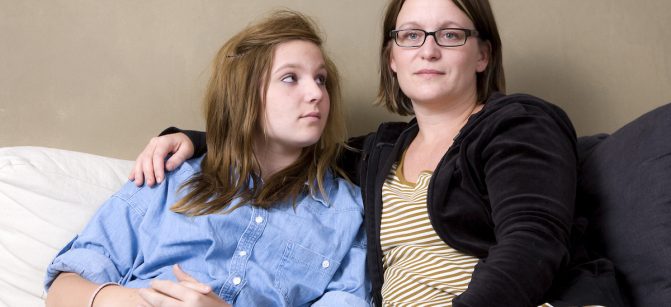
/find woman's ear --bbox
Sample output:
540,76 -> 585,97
476,40 -> 491,73
390,52 -> 398,74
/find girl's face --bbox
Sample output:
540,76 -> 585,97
390,0 -> 489,106
260,40 -> 330,155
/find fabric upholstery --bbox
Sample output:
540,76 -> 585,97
577,103 -> 671,306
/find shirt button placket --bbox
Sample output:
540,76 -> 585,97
228,208 -> 269,293
232,276 -> 242,285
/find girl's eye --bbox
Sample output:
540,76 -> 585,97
281,74 -> 297,83
315,74 -> 327,85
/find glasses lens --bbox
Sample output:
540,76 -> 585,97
396,30 -> 425,47
436,29 -> 466,46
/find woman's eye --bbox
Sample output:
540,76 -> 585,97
405,31 -> 420,41
281,74 -> 296,83
442,31 -> 462,41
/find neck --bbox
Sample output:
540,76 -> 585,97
253,139 -> 301,180
411,93 -> 482,143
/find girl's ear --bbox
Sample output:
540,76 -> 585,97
476,40 -> 491,73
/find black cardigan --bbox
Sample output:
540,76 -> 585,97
348,93 -> 578,306
170,93 -> 581,306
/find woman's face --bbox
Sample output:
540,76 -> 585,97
390,0 -> 489,106
260,40 -> 330,155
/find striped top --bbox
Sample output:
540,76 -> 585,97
380,161 -> 555,307
380,161 -> 479,306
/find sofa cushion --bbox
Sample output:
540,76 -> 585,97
578,103 -> 671,306
0,146 -> 133,306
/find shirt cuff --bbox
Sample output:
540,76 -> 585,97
44,246 -> 122,291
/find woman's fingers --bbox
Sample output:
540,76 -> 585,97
164,133 -> 195,172
129,132 -> 194,187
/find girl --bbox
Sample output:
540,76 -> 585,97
45,10 -> 369,307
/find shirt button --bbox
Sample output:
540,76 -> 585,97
255,216 -> 264,224
322,260 -> 330,268
238,250 -> 247,257
232,277 -> 242,285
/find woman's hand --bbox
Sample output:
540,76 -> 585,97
138,265 -> 231,307
129,133 -> 194,187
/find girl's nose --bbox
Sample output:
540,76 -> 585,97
305,80 -> 324,103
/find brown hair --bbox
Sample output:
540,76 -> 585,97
377,0 -> 505,115
172,10 -> 346,216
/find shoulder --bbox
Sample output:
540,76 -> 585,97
483,93 -> 573,126
112,156 -> 204,214
470,93 -> 576,139
357,120 -> 416,153
372,121 -> 414,142
317,171 -> 363,212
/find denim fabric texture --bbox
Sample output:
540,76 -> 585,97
45,157 -> 370,306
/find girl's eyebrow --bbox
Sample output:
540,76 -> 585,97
273,63 -> 326,74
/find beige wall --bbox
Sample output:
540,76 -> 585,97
1,0 -> 669,160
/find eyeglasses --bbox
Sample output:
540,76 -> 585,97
389,28 -> 479,48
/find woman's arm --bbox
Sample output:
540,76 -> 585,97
455,104 -> 577,306
46,273 -> 144,307
130,127 -> 370,187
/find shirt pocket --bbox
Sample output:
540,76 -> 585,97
273,241 -> 340,305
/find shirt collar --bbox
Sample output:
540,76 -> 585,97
306,169 -> 335,208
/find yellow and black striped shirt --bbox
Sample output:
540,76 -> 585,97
380,161 -> 554,307
380,162 -> 479,306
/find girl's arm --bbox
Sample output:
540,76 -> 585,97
46,272 -> 144,307
44,182 -> 147,306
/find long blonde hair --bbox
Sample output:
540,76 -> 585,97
172,10 -> 346,216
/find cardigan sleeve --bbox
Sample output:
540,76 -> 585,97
454,104 -> 577,307
159,127 -> 208,158
159,127 -> 367,182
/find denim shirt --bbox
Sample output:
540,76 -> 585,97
45,157 -> 370,306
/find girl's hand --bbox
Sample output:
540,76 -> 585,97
129,132 -> 194,187
138,265 -> 231,307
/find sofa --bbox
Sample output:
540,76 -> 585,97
0,147 -> 134,306
1,103 -> 669,306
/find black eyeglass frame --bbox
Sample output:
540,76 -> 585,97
389,28 -> 479,48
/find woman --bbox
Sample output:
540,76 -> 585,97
132,1 -> 623,306
44,10 -> 370,307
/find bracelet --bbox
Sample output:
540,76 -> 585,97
87,282 -> 120,307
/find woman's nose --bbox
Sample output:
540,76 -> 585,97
419,35 -> 442,60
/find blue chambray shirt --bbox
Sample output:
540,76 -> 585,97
44,157 -> 370,306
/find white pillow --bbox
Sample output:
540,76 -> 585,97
0,146 -> 134,306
